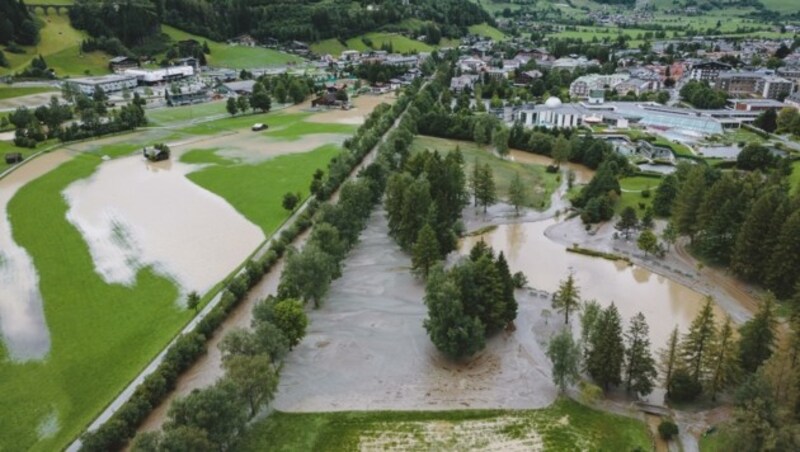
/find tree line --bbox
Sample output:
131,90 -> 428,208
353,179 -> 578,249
10,87 -> 147,148
546,275 -> 658,398
0,0 -> 39,50
79,71 -> 422,452
159,0 -> 489,46
653,161 -> 800,299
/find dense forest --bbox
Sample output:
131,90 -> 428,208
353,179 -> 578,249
69,0 -> 163,54
0,0 -> 39,46
160,0 -> 491,43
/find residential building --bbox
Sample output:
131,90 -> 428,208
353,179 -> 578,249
730,98 -> 786,112
689,61 -> 732,82
450,74 -> 479,93
108,56 -> 138,72
569,73 -> 630,98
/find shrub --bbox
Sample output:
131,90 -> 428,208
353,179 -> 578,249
658,420 -> 679,440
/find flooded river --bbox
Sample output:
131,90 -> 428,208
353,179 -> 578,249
63,154 -> 265,296
0,151 -> 71,360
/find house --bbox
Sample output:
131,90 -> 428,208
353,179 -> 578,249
569,74 -> 630,98
167,87 -> 210,106
785,92 -> 800,109
515,70 -> 542,86
108,56 -> 138,72
4,152 -> 23,165
340,50 -> 361,62
450,74 -> 478,93
229,34 -> 257,47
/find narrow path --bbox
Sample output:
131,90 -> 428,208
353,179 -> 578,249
67,84 -> 420,451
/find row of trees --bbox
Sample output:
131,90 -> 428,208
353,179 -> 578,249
659,295 -> 781,405
81,71 -> 423,452
132,296 -> 307,450
424,242 -> 521,359
547,275 -> 658,397
655,162 -> 800,298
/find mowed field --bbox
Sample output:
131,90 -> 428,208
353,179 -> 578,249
0,107 -> 351,450
311,32 -> 435,56
162,26 -> 304,68
0,86 -> 57,100
237,398 -> 653,451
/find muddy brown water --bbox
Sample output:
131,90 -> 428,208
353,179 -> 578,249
462,220 -> 723,350
62,154 -> 265,296
509,150 -> 595,184
0,151 -> 71,360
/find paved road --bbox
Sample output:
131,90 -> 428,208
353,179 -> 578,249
66,85 -> 420,451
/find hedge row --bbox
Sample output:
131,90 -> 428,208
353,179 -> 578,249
78,84 -> 418,452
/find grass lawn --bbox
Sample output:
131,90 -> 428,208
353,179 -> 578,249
182,144 -> 341,234
236,398 -> 652,451
345,32 -> 434,54
162,26 -> 303,69
310,38 -> 347,56
620,175 -> 661,193
617,176 -> 660,214
146,101 -> 230,126
175,111 -> 356,137
411,135 -> 559,210
468,23 -> 507,41
0,141 -> 54,174
0,86 -> 57,100
760,0 -> 800,12
2,148 -> 188,451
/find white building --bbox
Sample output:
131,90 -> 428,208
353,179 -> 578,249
123,65 -> 195,85
569,73 -> 630,98
66,74 -> 138,95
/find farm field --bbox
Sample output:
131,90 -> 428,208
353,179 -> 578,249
238,399 -> 652,451
410,135 -> 559,209
162,26 -> 304,69
0,104 -> 356,450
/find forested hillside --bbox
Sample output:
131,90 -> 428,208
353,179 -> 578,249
161,0 -> 491,43
0,0 -> 39,46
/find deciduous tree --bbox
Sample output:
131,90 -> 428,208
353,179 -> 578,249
547,329 -> 582,393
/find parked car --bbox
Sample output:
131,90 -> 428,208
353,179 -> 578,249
251,123 -> 268,131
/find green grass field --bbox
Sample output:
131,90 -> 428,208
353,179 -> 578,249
310,39 -> 348,56
0,86 -> 57,100
617,176 -> 661,214
411,135 -> 559,210
760,0 -> 800,13
0,107 -> 350,449
182,144 -> 340,234
2,147 -> 187,451
0,14 -> 110,77
236,398 -> 652,451
468,23 -> 507,41
162,26 -> 303,69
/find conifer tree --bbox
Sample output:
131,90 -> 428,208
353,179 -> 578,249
624,313 -> 658,397
681,297 -> 717,384
739,294 -> 778,374
586,303 -> 625,390
732,187 -> 785,281
673,166 -> 707,243
705,316 -> 739,401
659,326 -> 681,398
615,206 -> 638,239
508,171 -> 528,215
766,210 -> 800,298
475,163 -> 497,213
552,273 -> 581,325
412,223 -> 440,278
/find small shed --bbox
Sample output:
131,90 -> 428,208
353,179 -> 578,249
4,153 -> 23,165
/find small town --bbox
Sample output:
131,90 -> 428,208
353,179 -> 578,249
2,0 -> 800,451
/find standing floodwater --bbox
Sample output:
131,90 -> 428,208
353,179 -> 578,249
0,151 -> 71,360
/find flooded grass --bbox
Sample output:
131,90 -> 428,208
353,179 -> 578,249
2,152 -> 188,450
410,136 -> 559,209
185,144 -> 341,234
237,398 -> 651,452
